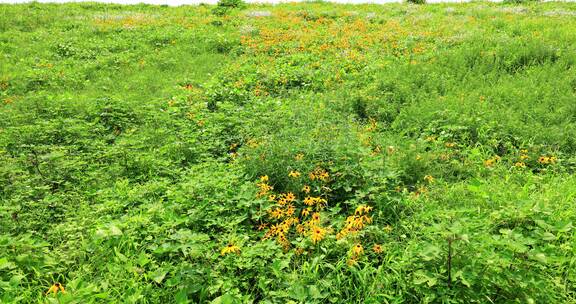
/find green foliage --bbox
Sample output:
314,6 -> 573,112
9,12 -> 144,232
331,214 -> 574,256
212,0 -> 246,16
1,1 -> 576,303
503,0 -> 539,4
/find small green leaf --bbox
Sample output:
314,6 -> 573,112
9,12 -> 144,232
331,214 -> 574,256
175,289 -> 188,304
530,253 -> 547,264
211,293 -> 236,304
309,285 -> 323,299
414,270 -> 437,287
151,269 -> 169,284
542,232 -> 556,241
0,258 -> 16,270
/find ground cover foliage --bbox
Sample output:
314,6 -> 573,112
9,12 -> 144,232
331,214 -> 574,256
1,1 -> 576,302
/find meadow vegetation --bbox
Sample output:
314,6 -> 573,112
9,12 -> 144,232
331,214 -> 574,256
1,0 -> 576,302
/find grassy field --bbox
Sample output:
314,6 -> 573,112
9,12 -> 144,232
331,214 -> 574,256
1,1 -> 576,303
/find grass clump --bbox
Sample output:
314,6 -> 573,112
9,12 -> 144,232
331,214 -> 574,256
212,0 -> 246,16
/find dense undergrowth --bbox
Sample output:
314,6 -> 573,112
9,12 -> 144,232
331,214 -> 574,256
1,1 -> 576,303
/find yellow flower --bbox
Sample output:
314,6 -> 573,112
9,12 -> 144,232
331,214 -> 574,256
285,192 -> 296,202
351,217 -> 365,229
538,156 -> 550,164
260,175 -> 269,182
520,154 -> 529,160
289,171 -> 301,178
370,145 -> 382,156
352,243 -> 364,256
256,182 -> 273,197
336,228 -> 348,240
279,222 -> 290,234
46,283 -> 66,295
302,185 -> 311,193
317,171 -> 329,181
346,216 -> 355,226
247,139 -> 259,148
268,194 -> 276,201
295,247 -> 305,255
373,244 -> 383,254
484,158 -> 495,167
311,212 -> 321,223
284,217 -> 299,226
269,208 -> 283,219
424,175 -> 434,183
347,258 -> 358,267
258,183 -> 272,192
316,197 -> 328,207
285,204 -> 295,217
514,162 -> 526,168
303,196 -> 327,207
296,224 -> 306,234
363,215 -> 373,224
221,244 -> 241,255
445,142 -> 456,148
367,118 -> 378,132
310,226 -> 326,244
301,208 -> 311,217
257,223 -> 268,230
520,149 -> 528,154
354,205 -> 373,215
295,153 -> 304,161
278,234 -> 290,249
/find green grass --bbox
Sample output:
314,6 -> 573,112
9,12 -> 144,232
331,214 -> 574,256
1,1 -> 576,303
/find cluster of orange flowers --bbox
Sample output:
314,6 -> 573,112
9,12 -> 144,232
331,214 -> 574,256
309,167 -> 330,182
486,148 -> 558,169
303,196 -> 327,207
46,283 -> 66,296
347,243 -> 364,266
256,175 -> 273,197
336,205 -> 373,240
250,170 -> 386,265
263,217 -> 301,248
365,118 -> 378,132
515,149 -> 530,168
221,244 -> 241,255
484,155 -> 501,167
538,155 -> 557,165
347,243 -> 385,266
257,168 -> 333,250
288,170 -> 301,178
240,9 -> 439,61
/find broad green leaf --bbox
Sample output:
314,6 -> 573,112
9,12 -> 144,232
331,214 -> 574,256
151,268 -> 169,284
